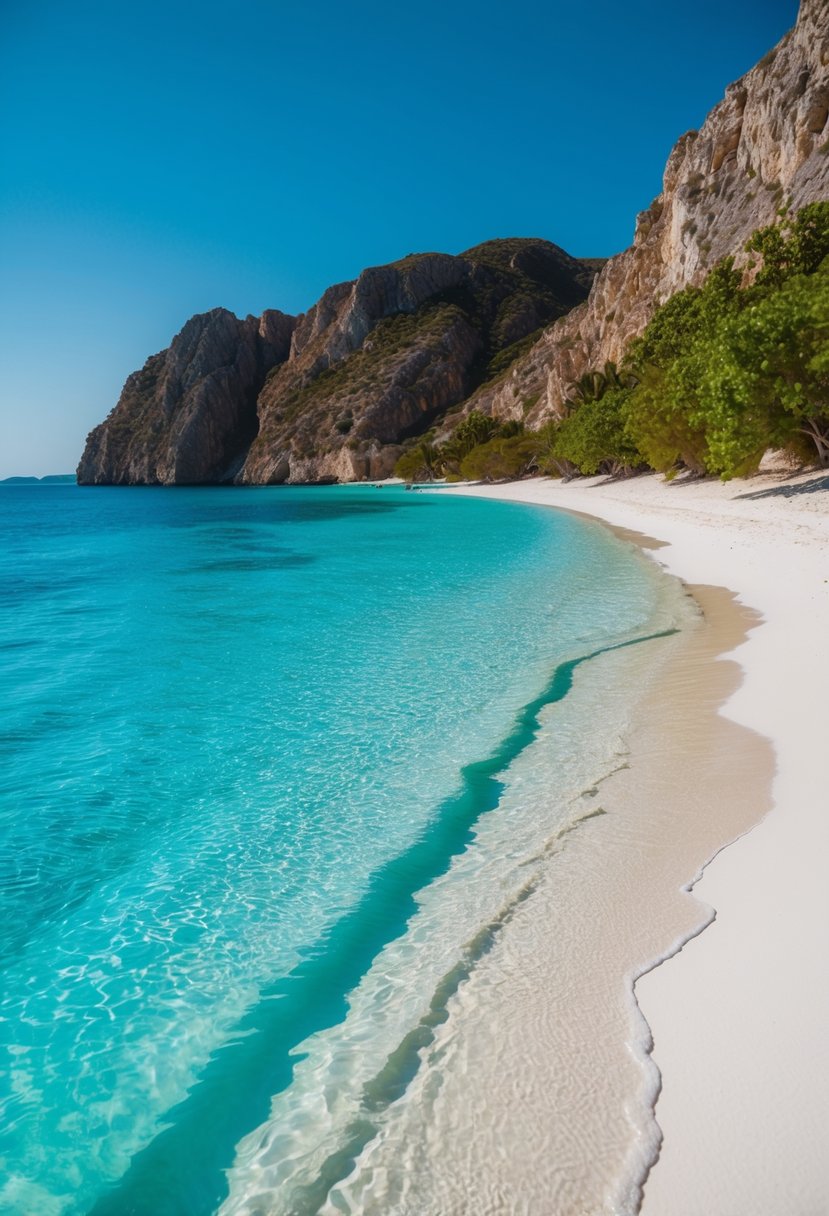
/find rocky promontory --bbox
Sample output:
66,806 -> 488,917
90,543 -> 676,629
77,0 -> 827,486
78,240 -> 596,485
77,309 -> 295,485
239,240 -> 596,484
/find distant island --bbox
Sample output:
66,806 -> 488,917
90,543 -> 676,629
1,474 -> 76,484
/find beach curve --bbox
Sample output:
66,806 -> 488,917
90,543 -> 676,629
433,465 -> 829,1215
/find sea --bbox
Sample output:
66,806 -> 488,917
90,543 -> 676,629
0,482 -> 691,1216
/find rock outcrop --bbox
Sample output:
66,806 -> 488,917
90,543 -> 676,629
78,0 -> 827,486
470,0 -> 829,427
239,240 -> 595,483
78,241 -> 596,485
77,309 -> 295,485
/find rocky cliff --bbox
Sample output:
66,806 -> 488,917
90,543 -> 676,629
78,0 -> 827,486
78,241 -> 595,485
239,239 -> 595,483
77,309 -> 295,485
469,0 -> 829,427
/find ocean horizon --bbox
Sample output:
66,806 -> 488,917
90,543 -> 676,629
0,483 -> 688,1215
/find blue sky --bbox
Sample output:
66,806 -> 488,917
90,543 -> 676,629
0,0 -> 797,477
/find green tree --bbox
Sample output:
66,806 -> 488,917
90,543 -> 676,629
440,410 -> 504,475
624,245 -> 829,478
552,387 -> 643,476
452,410 -> 501,449
624,365 -> 710,475
745,201 -> 829,289
624,260 -> 746,476
699,261 -> 829,469
394,441 -> 442,482
458,434 -> 539,481
562,362 -> 633,412
530,420 -> 575,478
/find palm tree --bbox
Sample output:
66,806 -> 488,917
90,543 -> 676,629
564,362 -> 638,412
418,442 -> 442,480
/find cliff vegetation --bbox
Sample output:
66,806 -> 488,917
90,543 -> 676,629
418,205 -> 829,484
77,0 -> 828,487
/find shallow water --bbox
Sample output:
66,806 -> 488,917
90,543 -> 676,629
0,483 -> 687,1215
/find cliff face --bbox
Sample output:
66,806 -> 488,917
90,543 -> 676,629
239,240 -> 595,483
470,0 -> 829,427
78,241 -> 594,485
78,1 -> 827,487
77,309 -> 295,485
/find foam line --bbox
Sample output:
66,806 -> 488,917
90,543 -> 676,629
87,627 -> 676,1216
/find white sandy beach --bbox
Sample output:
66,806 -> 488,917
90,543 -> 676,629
439,465 -> 829,1215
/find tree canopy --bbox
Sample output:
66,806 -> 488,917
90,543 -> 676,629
395,204 -> 829,484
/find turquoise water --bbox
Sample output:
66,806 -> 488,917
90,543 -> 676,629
0,484 -> 674,1216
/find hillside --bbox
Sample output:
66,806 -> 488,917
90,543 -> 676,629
470,0 -> 829,427
78,241 -> 596,485
77,0 -> 828,487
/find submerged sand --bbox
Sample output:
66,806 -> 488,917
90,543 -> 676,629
221,466 -> 827,1214
429,465 -> 829,1215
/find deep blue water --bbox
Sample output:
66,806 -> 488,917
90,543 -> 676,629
0,484 -> 669,1215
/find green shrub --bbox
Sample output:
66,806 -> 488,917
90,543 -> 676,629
622,203 -> 829,477
553,388 -> 643,476
458,435 -> 539,481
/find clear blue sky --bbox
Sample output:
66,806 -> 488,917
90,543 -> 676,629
0,0 -> 798,477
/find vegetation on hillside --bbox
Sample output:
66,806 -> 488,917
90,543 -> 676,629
395,411 -> 541,482
619,202 -> 829,478
396,205 -> 829,484
256,239 -> 597,461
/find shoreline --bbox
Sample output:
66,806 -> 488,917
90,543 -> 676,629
432,467 -> 829,1214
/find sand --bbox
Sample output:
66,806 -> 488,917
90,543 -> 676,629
435,464 -> 829,1215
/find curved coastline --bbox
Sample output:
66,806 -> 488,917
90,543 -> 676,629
220,491 -> 768,1216
0,483 -> 698,1216
318,562 -> 770,1214
5,476 -> 826,1213
217,509 -> 695,1216
429,469 -> 829,1215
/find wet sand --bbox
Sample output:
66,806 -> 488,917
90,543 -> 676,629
314,522 -> 772,1214
431,468 -> 829,1215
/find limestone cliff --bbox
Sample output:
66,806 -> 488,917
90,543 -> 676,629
78,0 -> 827,486
239,240 -> 595,484
469,0 -> 829,427
77,309 -> 295,485
78,241 -> 594,485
